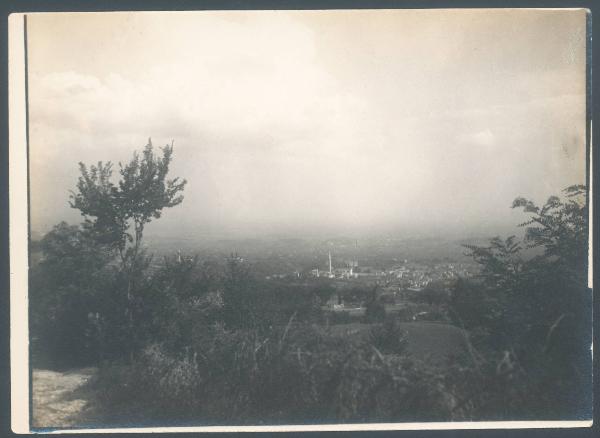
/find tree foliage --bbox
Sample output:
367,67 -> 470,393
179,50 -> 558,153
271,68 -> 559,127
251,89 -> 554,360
30,222 -> 114,366
364,286 -> 386,323
450,184 -> 591,417
69,139 -> 187,264
32,140 -> 188,365
463,236 -> 524,292
31,164 -> 591,421
513,184 -> 587,284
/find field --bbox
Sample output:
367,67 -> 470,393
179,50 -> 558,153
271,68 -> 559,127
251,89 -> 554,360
329,321 -> 467,363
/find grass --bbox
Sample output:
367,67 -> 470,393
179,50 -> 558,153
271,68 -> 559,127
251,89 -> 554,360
328,321 -> 467,363
30,321 -> 468,428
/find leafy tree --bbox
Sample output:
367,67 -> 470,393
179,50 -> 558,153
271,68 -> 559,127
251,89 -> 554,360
512,184 -> 587,286
464,236 -> 524,293
35,221 -> 113,282
342,286 -> 370,305
460,185 -> 588,338
453,184 -> 591,417
364,286 -> 386,323
30,140 -> 190,363
29,222 -> 114,366
418,281 -> 450,306
68,140 -> 187,354
311,282 -> 336,306
70,139 -> 186,269
511,185 -> 589,342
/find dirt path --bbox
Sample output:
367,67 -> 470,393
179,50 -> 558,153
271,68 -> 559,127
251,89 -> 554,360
32,367 -> 99,429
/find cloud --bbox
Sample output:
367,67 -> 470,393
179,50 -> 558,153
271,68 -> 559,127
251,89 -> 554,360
26,10 -> 587,236
27,16 -> 384,233
458,129 -> 496,149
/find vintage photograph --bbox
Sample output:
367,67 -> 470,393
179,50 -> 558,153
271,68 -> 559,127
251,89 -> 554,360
12,8 -> 592,431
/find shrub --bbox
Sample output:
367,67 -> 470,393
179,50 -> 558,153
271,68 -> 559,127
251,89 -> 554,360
368,318 -> 408,355
92,322 -> 459,425
361,285 -> 385,323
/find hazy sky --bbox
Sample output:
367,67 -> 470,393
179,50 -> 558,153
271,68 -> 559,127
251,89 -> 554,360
27,9 -> 587,238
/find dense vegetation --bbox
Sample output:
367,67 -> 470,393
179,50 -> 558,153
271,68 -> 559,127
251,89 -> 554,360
29,143 -> 591,425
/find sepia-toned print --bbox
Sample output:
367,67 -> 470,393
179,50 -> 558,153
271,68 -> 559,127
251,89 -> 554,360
10,8 -> 591,432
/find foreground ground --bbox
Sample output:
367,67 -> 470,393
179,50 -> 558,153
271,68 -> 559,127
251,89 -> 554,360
32,367 -> 98,429
31,322 -> 466,428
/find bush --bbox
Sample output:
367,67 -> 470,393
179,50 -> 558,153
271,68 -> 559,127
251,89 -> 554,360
92,322 -> 459,425
452,185 -> 592,419
29,222 -> 116,368
368,318 -> 408,355
360,285 -> 385,323
417,283 -> 450,306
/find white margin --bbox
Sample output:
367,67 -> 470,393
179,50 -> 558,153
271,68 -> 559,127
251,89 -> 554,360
9,12 -> 31,434
39,421 -> 592,434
